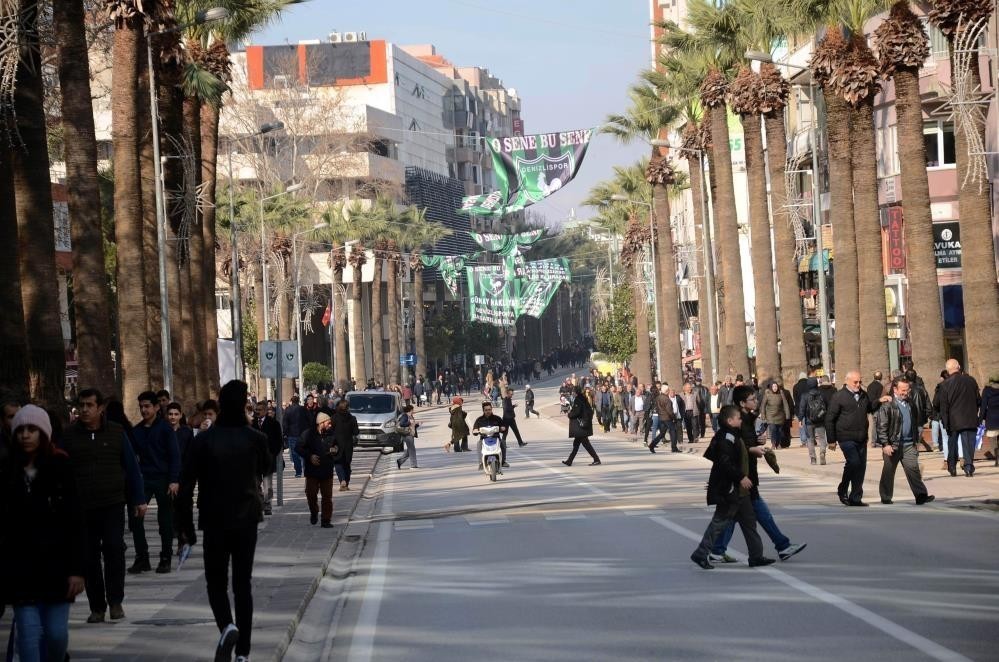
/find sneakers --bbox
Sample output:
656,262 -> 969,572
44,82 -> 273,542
215,624 -> 239,662
86,611 -> 105,624
748,557 -> 777,567
109,604 -> 125,621
155,558 -> 171,574
339,481 -> 348,492
321,522 -> 333,529
778,543 -> 807,561
127,558 -> 151,574
690,554 -> 714,569
707,553 -> 737,564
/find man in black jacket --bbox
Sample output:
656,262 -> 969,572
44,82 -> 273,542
501,388 -> 526,447
826,371 -> 886,506
875,378 -> 933,505
252,401 -> 284,515
690,405 -> 773,569
282,395 -> 310,478
296,412 -> 340,527
177,379 -> 270,662
524,385 -> 539,418
472,401 -> 508,469
938,359 -> 981,477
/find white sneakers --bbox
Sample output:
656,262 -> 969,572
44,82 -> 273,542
778,542 -> 807,561
215,624 -> 239,662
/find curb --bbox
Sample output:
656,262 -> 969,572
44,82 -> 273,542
270,453 -> 384,662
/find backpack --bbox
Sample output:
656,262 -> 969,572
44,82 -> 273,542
806,392 -> 827,423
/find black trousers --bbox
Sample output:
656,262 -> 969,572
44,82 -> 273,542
683,412 -> 698,444
837,440 -> 868,503
692,495 -> 764,563
651,419 -> 679,451
83,503 -> 126,613
502,418 -> 524,445
129,477 -> 174,563
566,436 -> 599,464
203,524 -> 258,658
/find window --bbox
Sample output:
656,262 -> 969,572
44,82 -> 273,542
924,121 -> 956,168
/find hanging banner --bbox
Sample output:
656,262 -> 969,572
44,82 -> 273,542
466,265 -> 519,327
420,252 -> 480,297
467,228 -> 545,255
519,280 -> 562,318
515,257 -> 571,282
460,128 -> 595,216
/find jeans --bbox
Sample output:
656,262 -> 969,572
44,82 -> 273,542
286,436 -> 303,476
335,461 -> 352,486
837,440 -> 868,503
949,429 -> 977,474
710,414 -> 719,433
799,420 -> 813,445
695,496 -> 764,563
768,423 -> 786,448
84,503 -> 126,614
645,414 -> 660,444
13,602 -> 70,662
129,477 -> 174,563
203,524 -> 258,658
714,496 -> 790,555
806,426 -> 829,462
398,434 -> 419,468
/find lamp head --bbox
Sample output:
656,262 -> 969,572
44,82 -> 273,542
197,7 -> 230,23
286,182 -> 305,193
259,121 -> 285,134
744,50 -> 772,64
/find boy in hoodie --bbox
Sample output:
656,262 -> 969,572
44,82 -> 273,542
690,405 -> 773,569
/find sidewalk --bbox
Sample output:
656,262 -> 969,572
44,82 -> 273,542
0,450 -> 383,662
537,399 -> 999,510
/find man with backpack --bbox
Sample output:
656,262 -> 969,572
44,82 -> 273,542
798,378 -> 829,465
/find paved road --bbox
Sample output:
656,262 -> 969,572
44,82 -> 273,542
285,380 -> 999,662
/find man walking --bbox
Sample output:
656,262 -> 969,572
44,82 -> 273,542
797,378 -> 829,465
501,388 -> 526,447
281,395 -> 309,478
524,384 -> 539,418
826,371 -> 886,506
252,401 -> 284,515
129,391 -> 180,574
296,412 -> 338,527
875,378 -> 935,505
177,380 -> 270,662
938,359 -> 981,477
61,389 -> 145,623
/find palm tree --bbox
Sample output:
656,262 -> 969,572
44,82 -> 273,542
0,146 -> 29,394
811,29 -> 861,373
365,197 -> 398,384
321,201 -> 363,389
401,208 -> 451,384
54,0 -> 117,398
343,202 -> 387,388
603,81 -> 686,387
874,2 -> 946,375
928,0 -> 999,381
11,0 -> 67,406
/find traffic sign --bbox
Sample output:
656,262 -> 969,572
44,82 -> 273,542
260,340 -> 298,379
399,353 -> 417,366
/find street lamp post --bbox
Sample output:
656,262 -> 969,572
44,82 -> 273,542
610,195 -> 661,377
291,223 -> 326,395
144,8 -> 229,394
745,51 -> 831,374
259,182 -> 305,398
224,121 -> 285,381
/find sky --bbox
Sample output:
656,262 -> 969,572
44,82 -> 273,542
252,0 -> 652,223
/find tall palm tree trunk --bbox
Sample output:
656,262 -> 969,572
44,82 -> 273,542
707,104 -> 750,377
851,100 -> 890,377
386,257 -> 402,385
704,142 -> 729,375
332,265 -> 349,388
950,43 -> 999,381
824,93 -> 860,373
253,259 -> 266,397
742,112 -> 780,381
763,111 -> 808,382
413,265 -> 426,381
200,102 -> 221,395
652,181 -> 682,386
0,146 -> 30,394
632,274 -> 652,385
893,65 -> 946,374
54,0 -> 116,397
370,256 -> 385,383
685,155 -> 714,383
13,1 -> 67,407
350,276 -> 367,387
138,38 -> 164,389
183,95 -> 208,398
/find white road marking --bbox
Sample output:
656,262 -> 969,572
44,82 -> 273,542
345,470 -> 395,662
466,516 -> 509,526
623,509 -> 665,517
648,515 -> 972,662
394,520 -> 435,530
544,513 -> 588,521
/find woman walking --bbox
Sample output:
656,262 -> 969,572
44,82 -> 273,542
448,397 -> 469,452
563,386 -> 601,466
761,381 -> 790,449
396,405 -> 419,469
0,405 -> 86,662
332,399 -> 359,491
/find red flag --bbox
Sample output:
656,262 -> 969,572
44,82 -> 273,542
322,304 -> 331,327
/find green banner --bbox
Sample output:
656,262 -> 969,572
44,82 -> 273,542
519,280 -> 562,318
464,258 -> 570,326
460,129 -> 594,217
420,252 -> 480,297
467,229 -> 545,256
515,257 -> 570,282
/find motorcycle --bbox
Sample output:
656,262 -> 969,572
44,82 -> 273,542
478,425 -> 503,482
559,394 -> 571,416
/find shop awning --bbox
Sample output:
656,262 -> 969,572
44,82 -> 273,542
798,248 -> 832,273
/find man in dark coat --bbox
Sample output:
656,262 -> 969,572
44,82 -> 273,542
252,401 -> 284,515
501,388 -> 526,447
281,394 -> 310,478
826,371 -> 885,506
875,377 -> 933,505
296,412 -> 340,527
177,380 -> 270,662
938,359 -> 981,477
690,405 -> 772,570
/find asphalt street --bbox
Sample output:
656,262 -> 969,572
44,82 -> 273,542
286,378 -> 999,662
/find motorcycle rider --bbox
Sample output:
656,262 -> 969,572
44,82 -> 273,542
471,401 -> 507,471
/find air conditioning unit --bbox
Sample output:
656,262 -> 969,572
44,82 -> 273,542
358,31 -> 367,41
344,31 -> 358,42
329,32 -> 341,43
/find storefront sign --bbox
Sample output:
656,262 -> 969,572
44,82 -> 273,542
933,222 -> 961,269
885,206 -> 905,273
